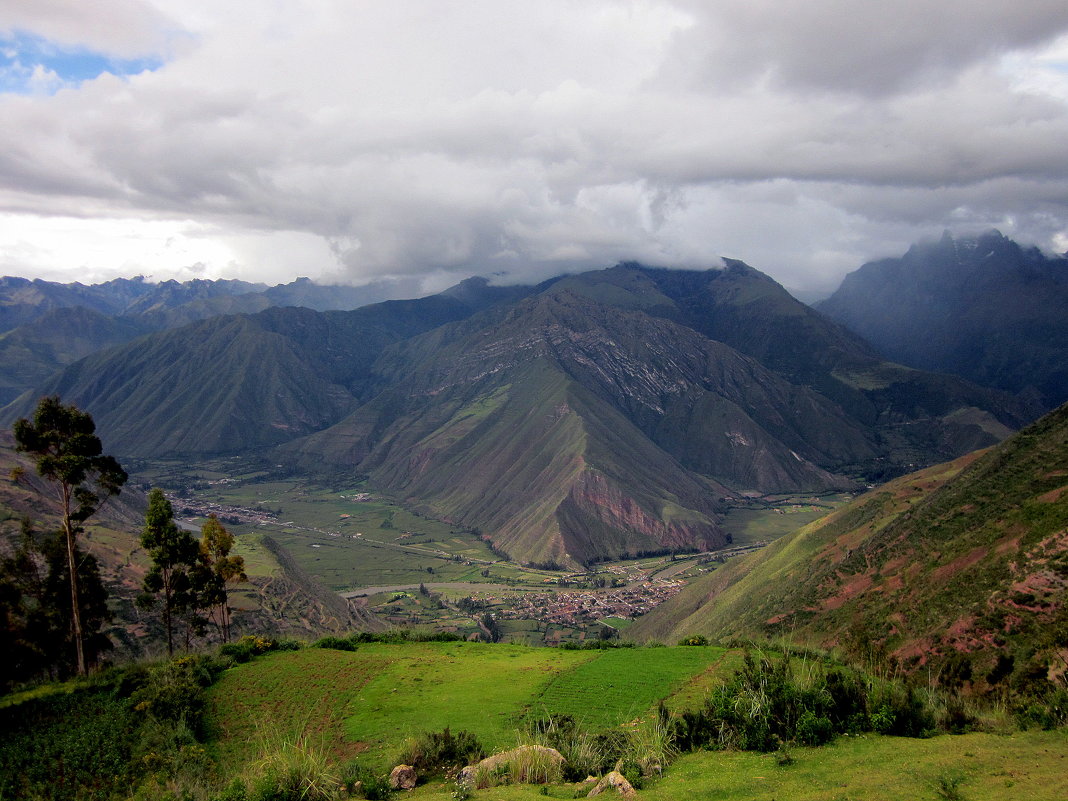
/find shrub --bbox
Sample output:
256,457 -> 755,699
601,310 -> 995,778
313,636 -> 357,652
667,650 -> 937,753
678,635 -> 709,646
219,635 -> 294,664
623,710 -> 677,779
1017,687 -> 1068,730
339,761 -> 393,800
525,716 -> 606,781
249,729 -> 339,801
794,710 -> 834,746
501,746 -> 563,785
870,684 -> 935,738
395,727 -> 485,777
131,655 -> 224,733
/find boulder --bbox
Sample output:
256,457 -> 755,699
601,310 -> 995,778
459,745 -> 565,788
587,771 -> 637,798
389,764 -> 417,790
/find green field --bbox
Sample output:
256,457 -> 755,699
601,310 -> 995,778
135,458 -> 564,592
720,494 -> 850,546
207,643 -> 598,768
532,646 -> 725,728
207,643 -> 743,768
202,642 -> 1068,800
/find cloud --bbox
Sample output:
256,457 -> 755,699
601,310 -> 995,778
0,1 -> 1067,292
0,0 -> 178,60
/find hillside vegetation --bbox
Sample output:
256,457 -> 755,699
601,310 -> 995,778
632,401 -> 1068,697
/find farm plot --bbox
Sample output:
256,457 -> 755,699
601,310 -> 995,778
530,646 -> 728,729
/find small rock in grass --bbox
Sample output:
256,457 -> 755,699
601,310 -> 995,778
587,770 -> 637,798
389,764 -> 417,790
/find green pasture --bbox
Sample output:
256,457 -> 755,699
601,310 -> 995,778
205,643 -> 1068,800
206,643 -> 747,771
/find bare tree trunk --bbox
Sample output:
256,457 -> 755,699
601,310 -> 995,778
61,483 -> 86,676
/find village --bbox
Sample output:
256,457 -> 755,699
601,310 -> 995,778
488,578 -> 687,626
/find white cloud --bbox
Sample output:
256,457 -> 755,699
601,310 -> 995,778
0,0 -> 1067,292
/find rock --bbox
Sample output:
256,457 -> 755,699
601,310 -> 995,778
457,765 -> 477,785
587,771 -> 637,798
462,745 -> 565,788
389,764 -> 417,790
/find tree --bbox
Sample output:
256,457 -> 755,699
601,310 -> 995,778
139,488 -> 200,655
196,514 -> 245,642
13,396 -> 127,675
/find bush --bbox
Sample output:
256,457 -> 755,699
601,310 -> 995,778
131,655 -> 224,733
249,729 -> 339,801
1017,688 -> 1068,730
395,727 -> 485,777
339,761 -> 393,799
869,684 -> 935,738
313,636 -> 357,652
666,651 -> 937,753
219,635 -> 295,664
678,635 -> 709,646
794,710 -> 834,746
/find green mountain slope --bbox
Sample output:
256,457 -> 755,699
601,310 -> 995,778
631,402 -> 1068,688
4,264 -> 1034,567
0,290 -> 518,456
0,307 -> 151,406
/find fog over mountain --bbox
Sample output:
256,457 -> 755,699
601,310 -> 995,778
2,2 -> 1068,296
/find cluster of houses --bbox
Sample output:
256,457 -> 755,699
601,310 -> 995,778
492,579 -> 686,625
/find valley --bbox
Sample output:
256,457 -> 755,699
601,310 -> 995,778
127,455 -> 850,646
1,239 -> 1067,800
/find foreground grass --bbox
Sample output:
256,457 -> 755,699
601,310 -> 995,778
399,729 -> 1068,800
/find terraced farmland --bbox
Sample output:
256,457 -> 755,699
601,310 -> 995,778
531,646 -> 730,728
206,642 -> 744,771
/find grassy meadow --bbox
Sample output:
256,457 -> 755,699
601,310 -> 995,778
4,640 -> 1068,800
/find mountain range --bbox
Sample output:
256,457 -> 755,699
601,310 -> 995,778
2,260 -> 1030,567
0,274 -> 429,405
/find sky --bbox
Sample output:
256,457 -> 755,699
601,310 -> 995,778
2,1 -> 1068,299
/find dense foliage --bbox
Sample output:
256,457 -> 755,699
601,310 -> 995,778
12,395 -> 127,676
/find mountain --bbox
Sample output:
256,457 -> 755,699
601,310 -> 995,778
0,274 -> 452,405
630,401 -> 1068,690
817,230 -> 1068,411
2,264 -> 1031,566
285,289 -> 873,565
0,275 -> 266,333
0,307 -> 153,406
1,281 -> 530,455
536,263 -> 1028,474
